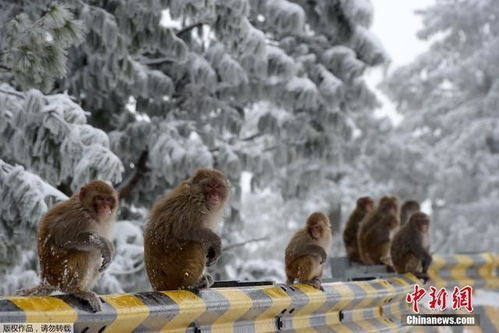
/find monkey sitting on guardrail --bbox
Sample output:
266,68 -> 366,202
285,212 -> 332,289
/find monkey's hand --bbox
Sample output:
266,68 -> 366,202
414,272 -> 430,283
179,227 -> 221,266
98,238 -> 115,272
206,237 -> 222,266
63,232 -> 115,272
295,244 -> 328,264
410,245 -> 433,274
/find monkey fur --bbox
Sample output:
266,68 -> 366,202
343,197 -> 374,262
285,212 -> 332,289
390,212 -> 432,281
357,196 -> 399,265
17,180 -> 118,312
144,168 -> 230,291
400,200 -> 421,225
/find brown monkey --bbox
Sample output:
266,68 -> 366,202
285,212 -> 332,289
144,168 -> 230,291
357,196 -> 399,265
17,180 -> 118,312
343,197 -> 374,262
390,212 -> 432,281
400,200 -> 421,225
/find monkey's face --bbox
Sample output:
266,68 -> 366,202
357,197 -> 374,212
307,213 -> 331,240
203,180 -> 229,206
93,194 -> 116,217
309,221 -> 323,240
363,200 -> 374,212
191,169 -> 230,209
411,213 -> 430,233
418,221 -> 429,233
380,198 -> 398,216
79,180 -> 118,218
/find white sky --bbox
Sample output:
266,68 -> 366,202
366,0 -> 436,125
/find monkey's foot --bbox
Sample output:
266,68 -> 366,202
380,255 -> 393,267
385,265 -> 395,273
196,273 -> 215,289
72,291 -> 102,312
414,272 -> 430,283
16,283 -> 55,296
305,278 -> 323,291
206,254 -> 219,267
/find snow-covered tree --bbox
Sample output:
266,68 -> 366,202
1,0 -> 387,292
380,0 -> 499,254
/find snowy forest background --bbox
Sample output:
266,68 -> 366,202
0,0 -> 498,295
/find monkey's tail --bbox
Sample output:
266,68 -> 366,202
16,283 -> 55,296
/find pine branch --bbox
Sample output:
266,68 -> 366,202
209,133 -> 265,152
0,88 -> 24,98
137,22 -> 204,66
223,236 -> 269,251
117,150 -> 149,199
241,132 -> 264,142
139,57 -> 174,66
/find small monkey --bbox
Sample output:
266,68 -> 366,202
343,197 -> 374,262
285,212 -> 332,289
400,200 -> 420,225
17,180 -> 118,312
357,196 -> 399,265
390,212 -> 432,281
144,168 -> 230,291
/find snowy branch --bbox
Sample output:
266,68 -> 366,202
0,88 -> 23,98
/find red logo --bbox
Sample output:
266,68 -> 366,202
428,286 -> 447,311
406,285 -> 473,313
452,286 -> 473,312
406,284 -> 426,313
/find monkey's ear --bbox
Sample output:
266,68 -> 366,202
79,187 -> 87,202
191,171 -> 203,184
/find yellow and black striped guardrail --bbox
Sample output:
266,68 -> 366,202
428,252 -> 499,289
0,275 -> 419,332
0,252 -> 497,332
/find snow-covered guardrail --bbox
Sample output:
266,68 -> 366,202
0,275 -> 418,332
0,252 -> 497,332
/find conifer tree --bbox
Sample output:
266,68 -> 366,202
0,0 -> 386,291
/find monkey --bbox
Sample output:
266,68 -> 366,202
343,197 -> 374,262
17,180 -> 118,312
357,196 -> 399,265
390,212 -> 432,281
400,200 -> 421,225
285,212 -> 332,289
144,168 -> 230,291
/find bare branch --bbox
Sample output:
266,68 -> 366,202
223,236 -> 269,251
241,132 -> 264,142
118,150 -> 149,199
177,22 -> 204,37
